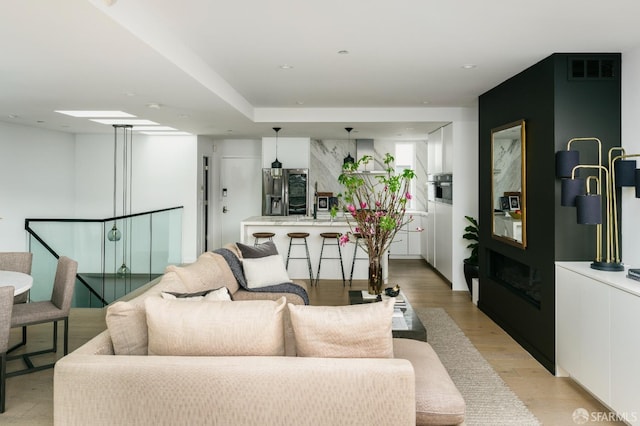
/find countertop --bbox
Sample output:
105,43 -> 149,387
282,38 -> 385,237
242,210 -> 427,226
556,261 -> 640,297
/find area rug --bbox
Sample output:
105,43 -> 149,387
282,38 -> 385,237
415,308 -> 541,426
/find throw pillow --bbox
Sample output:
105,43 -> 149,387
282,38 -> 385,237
288,298 -> 395,358
236,241 -> 279,259
160,287 -> 233,301
145,297 -> 287,356
105,301 -> 148,355
243,255 -> 291,288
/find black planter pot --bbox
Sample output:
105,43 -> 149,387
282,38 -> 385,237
463,259 -> 479,296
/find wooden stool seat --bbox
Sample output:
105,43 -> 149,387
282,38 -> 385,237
252,232 -> 276,246
319,232 -> 341,239
287,232 -> 310,239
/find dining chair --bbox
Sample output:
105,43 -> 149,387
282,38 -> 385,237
7,256 -> 77,376
0,286 -> 14,413
0,252 -> 33,352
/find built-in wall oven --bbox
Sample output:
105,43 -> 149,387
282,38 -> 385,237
428,173 -> 453,204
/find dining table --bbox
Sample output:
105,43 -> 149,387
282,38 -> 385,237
0,270 -> 34,296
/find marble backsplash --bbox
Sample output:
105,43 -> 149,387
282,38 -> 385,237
310,139 -> 428,211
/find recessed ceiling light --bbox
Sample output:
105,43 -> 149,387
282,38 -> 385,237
7,114 -> 18,119
178,114 -> 190,119
279,64 -> 294,70
461,64 -> 477,69
337,50 -> 349,55
123,92 -> 136,97
296,101 -> 304,105
90,119 -> 159,125
422,101 -> 430,105
146,103 -> 162,109
133,126 -> 177,131
37,120 -> 45,124
56,110 -> 136,118
139,131 -> 192,136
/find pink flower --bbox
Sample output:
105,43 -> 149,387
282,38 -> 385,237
360,201 -> 367,209
405,192 -> 412,200
375,200 -> 381,207
339,234 -> 350,246
416,227 -> 424,232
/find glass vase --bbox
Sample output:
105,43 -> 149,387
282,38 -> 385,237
368,256 -> 383,295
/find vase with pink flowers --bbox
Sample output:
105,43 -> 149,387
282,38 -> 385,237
332,153 -> 419,295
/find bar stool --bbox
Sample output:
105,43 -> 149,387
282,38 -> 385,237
252,232 -> 275,246
315,232 -> 345,286
285,232 -> 314,285
349,233 -> 369,286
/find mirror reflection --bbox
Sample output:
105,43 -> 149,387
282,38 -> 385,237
491,120 -> 526,248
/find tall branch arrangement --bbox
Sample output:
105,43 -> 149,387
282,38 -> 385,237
333,153 -> 418,257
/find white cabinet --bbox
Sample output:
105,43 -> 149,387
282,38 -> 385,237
442,123 -> 453,173
425,202 -> 436,265
262,137 -> 310,169
427,128 -> 443,174
555,262 -> 640,425
389,215 -> 422,259
434,203 -> 453,282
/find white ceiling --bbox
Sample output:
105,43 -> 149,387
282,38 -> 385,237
2,0 -> 640,141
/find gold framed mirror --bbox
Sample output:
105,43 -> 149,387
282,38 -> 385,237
491,119 -> 526,249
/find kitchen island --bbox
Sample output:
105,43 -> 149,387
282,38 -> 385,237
240,215 -> 387,283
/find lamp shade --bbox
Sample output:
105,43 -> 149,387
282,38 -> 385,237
636,169 -> 640,198
561,178 -> 586,206
614,160 -> 636,187
555,150 -> 580,178
576,194 -> 602,224
343,152 -> 354,165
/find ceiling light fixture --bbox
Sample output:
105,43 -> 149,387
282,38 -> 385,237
462,64 -> 477,69
146,103 -> 162,109
279,64 -> 294,70
343,127 -> 355,165
338,50 -> 349,55
271,127 -> 283,178
90,119 -> 159,125
56,110 -> 135,118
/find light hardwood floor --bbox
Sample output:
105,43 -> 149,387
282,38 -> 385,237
3,259 -> 623,425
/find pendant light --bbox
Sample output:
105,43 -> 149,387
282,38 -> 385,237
343,127 -> 355,165
114,124 -> 133,277
271,127 -> 283,178
107,125 -> 122,241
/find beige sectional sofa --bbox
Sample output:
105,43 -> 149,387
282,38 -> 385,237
53,245 -> 465,426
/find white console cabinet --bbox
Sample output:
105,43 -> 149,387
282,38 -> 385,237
555,262 -> 640,425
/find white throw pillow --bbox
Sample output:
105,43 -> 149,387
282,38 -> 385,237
243,254 -> 290,288
105,301 -> 148,355
288,298 -> 395,358
145,297 -> 287,356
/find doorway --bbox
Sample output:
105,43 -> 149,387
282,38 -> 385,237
219,157 -> 262,246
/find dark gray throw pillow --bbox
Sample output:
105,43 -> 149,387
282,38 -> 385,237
236,241 -> 279,259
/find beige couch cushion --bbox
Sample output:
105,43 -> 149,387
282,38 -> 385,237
288,299 -> 395,358
146,297 -> 287,356
165,252 -> 239,294
105,301 -> 148,355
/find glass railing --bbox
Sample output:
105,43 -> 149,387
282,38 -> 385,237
25,206 -> 183,307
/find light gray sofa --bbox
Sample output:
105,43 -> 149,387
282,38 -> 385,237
53,246 -> 465,426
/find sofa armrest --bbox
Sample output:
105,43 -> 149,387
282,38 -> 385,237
54,355 -> 415,426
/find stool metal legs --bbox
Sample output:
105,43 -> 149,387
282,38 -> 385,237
349,237 -> 368,286
316,236 -> 346,286
286,237 -> 314,285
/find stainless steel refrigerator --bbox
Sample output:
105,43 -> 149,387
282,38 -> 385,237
262,168 -> 309,216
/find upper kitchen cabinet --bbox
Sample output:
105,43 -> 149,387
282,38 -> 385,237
262,137 -> 311,170
427,123 -> 453,175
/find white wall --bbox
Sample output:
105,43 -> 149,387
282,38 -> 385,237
0,122 -> 76,251
451,102 -> 479,291
622,48 -> 640,267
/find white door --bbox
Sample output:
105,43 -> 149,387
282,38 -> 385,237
219,157 -> 262,246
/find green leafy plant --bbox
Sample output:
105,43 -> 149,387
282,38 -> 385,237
463,215 -> 479,265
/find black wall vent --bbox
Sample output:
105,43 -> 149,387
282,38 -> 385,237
569,57 -> 616,80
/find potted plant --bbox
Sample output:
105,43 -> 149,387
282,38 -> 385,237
332,153 -> 418,295
462,215 -> 479,294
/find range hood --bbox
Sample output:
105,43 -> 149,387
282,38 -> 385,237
355,139 -> 386,173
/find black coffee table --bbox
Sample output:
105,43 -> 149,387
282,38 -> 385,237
348,290 -> 427,342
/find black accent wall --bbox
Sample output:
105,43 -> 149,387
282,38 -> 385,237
478,53 -> 621,373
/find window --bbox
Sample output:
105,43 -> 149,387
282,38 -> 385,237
395,143 -> 416,210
